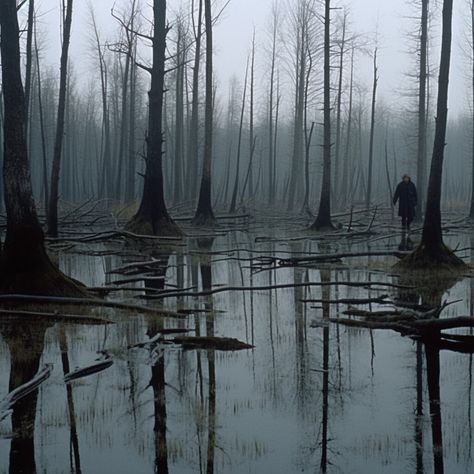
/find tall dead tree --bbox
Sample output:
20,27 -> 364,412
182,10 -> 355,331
267,3 -> 279,205
229,59 -> 249,214
311,0 -> 334,230
469,0 -> 474,219
365,48 -> 378,209
193,0 -> 216,225
187,0 -> 203,201
24,0 -> 35,139
47,0 -> 74,237
126,0 -> 180,235
402,0 -> 465,268
416,0 -> 429,221
0,0 -> 85,295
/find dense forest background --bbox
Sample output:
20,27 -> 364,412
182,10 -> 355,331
0,0 -> 472,215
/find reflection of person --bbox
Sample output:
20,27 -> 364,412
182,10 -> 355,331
393,174 -> 418,231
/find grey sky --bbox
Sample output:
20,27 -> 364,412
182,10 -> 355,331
36,0 -> 469,116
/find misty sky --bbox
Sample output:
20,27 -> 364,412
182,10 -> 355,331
36,0 -> 469,116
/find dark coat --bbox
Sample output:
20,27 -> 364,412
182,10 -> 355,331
393,181 -> 418,219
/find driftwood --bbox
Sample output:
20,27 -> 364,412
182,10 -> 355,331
0,294 -> 187,318
303,294 -> 390,305
143,281 -> 413,300
64,354 -> 114,384
0,308 -> 112,324
172,336 -> 254,351
279,250 -> 408,267
0,364 -> 52,421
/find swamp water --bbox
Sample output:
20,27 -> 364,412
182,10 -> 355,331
0,226 -> 473,473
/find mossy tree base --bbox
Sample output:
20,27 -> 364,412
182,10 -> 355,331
396,241 -> 467,272
0,225 -> 88,297
192,210 -> 216,227
125,212 -> 183,237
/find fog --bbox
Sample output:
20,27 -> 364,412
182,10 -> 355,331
36,0 -> 468,114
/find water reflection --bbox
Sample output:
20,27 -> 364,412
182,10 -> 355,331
0,232 -> 473,473
1,320 -> 49,474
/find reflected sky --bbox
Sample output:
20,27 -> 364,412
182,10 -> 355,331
0,230 -> 473,473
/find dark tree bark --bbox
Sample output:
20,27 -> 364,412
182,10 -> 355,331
415,0 -> 429,221
401,0 -> 465,268
193,0 -> 216,225
365,48 -> 378,209
470,0 -> 474,219
47,0 -> 73,237
125,0 -> 181,236
229,58 -> 249,214
0,0 -> 85,295
24,0 -> 35,139
310,0 -> 334,230
187,0 -> 203,202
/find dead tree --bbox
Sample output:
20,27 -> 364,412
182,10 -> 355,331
365,48 -> 378,209
47,0 -> 74,237
469,0 -> 474,219
24,0 -> 35,139
416,0 -> 429,221
193,0 -> 216,225
401,0 -> 466,268
229,59 -> 249,214
186,0 -> 203,201
310,0 -> 334,230
0,0 -> 85,295
125,0 -> 181,236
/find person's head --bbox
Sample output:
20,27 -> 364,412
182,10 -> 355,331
402,174 -> 410,184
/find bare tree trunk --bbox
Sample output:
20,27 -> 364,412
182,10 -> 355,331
416,0 -> 429,221
125,42 -> 137,202
403,0 -> 465,268
340,45 -> 354,209
248,32 -> 255,201
47,0 -> 73,237
268,6 -> 278,205
365,49 -> 378,209
229,58 -> 249,214
334,11 -> 347,201
187,0 -> 203,202
0,0 -> 84,295
24,0 -> 35,140
34,18 -> 49,206
311,0 -> 333,230
470,0 -> 474,219
126,0 -> 180,236
193,0 -> 216,224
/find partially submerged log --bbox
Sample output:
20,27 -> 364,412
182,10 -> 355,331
64,354 -> 113,384
0,364 -> 52,421
172,336 -> 254,351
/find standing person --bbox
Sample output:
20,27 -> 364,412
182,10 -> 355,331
393,174 -> 418,232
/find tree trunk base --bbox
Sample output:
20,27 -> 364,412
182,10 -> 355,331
192,210 -> 216,227
309,220 -> 336,232
125,212 -> 182,237
396,241 -> 467,272
0,225 -> 87,297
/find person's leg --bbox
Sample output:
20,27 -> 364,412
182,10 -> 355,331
402,216 -> 407,230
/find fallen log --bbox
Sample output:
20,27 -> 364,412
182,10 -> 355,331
172,336 -> 254,351
0,294 -> 187,318
143,281 -> 413,300
64,354 -> 114,384
0,364 -> 52,421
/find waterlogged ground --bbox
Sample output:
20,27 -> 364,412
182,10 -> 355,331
0,220 -> 473,473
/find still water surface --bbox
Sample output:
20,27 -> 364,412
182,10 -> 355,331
0,230 -> 473,473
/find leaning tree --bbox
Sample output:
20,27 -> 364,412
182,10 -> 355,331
401,0 -> 466,269
0,0 -> 86,295
125,0 -> 181,236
